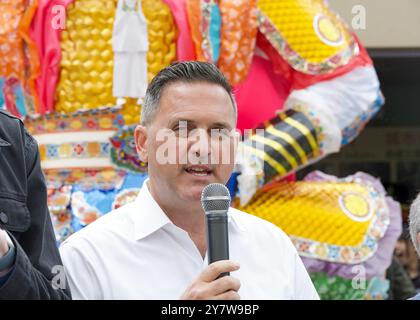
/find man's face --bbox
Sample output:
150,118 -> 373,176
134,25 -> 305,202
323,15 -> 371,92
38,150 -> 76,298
417,232 -> 420,256
135,82 -> 238,204
395,240 -> 408,265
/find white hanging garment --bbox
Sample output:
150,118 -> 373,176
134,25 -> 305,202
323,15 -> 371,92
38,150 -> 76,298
112,0 -> 149,99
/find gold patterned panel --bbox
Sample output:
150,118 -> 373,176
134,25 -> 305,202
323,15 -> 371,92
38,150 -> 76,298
236,180 -> 390,263
56,0 -> 116,113
56,0 -> 176,124
257,0 -> 358,74
142,0 -> 177,82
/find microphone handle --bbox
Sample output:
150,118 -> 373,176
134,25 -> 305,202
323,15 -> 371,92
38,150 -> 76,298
206,213 -> 230,278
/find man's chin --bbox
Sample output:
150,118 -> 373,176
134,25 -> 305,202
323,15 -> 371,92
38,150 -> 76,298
178,185 -> 207,203
183,189 -> 203,202
178,174 -> 225,202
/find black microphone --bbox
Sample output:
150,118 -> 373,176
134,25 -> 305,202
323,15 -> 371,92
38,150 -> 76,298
201,183 -> 231,278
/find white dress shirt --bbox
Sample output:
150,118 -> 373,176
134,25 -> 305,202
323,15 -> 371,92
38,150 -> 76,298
60,181 -> 319,300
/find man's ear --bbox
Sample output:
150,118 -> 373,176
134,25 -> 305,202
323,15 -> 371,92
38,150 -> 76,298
135,125 -> 148,163
417,233 -> 420,248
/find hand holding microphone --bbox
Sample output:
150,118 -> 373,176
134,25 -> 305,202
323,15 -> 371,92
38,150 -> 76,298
180,183 -> 241,300
180,260 -> 241,300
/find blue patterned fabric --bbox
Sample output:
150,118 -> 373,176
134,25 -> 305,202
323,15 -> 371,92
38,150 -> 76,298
209,3 -> 221,63
0,78 -> 5,109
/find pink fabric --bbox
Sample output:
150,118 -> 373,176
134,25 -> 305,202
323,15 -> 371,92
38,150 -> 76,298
234,55 -> 295,181
163,0 -> 196,61
233,55 -> 291,133
30,0 -> 74,114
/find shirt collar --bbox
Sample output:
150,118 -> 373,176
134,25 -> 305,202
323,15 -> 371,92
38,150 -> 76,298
131,179 -> 246,241
132,180 -> 173,241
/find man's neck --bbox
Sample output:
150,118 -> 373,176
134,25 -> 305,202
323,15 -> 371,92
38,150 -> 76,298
162,203 -> 208,259
147,182 -> 208,258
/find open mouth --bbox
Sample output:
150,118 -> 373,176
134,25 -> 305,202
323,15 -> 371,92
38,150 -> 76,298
184,165 -> 213,177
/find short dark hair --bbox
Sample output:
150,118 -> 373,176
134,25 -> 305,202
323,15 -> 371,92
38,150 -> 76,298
140,61 -> 237,126
409,193 -> 420,255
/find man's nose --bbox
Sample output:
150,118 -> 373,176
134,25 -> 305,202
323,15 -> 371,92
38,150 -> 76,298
189,129 -> 211,158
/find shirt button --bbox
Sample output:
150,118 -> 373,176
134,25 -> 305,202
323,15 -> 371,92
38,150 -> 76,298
0,212 -> 8,224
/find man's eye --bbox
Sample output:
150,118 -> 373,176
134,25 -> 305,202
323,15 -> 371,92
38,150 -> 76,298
211,129 -> 230,138
173,125 -> 190,136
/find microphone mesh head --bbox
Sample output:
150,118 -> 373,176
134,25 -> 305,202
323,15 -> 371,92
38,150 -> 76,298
201,183 -> 231,214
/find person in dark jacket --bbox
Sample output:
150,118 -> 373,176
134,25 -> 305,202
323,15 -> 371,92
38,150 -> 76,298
0,109 -> 71,299
386,254 -> 416,300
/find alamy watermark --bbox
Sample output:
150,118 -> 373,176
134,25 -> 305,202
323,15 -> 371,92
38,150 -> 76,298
49,4 -> 367,31
152,121 -> 265,171
351,5 -> 367,30
51,265 -> 67,290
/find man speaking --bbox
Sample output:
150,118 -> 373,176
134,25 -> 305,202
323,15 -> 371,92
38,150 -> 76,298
60,61 -> 319,300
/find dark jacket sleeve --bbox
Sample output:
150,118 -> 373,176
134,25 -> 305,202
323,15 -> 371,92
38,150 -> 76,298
0,130 -> 72,300
387,255 -> 416,300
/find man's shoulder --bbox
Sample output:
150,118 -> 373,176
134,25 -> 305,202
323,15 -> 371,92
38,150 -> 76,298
229,207 -> 302,272
229,207 -> 292,244
409,292 -> 420,300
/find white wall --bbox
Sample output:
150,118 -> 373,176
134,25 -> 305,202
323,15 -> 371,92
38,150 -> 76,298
328,0 -> 420,48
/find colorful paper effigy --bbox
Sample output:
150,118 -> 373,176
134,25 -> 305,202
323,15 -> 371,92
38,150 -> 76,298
217,0 -> 257,85
25,107 -> 125,171
0,0 -> 401,300
55,0 -> 176,124
142,0 -> 177,81
186,0 -> 221,64
236,171 -> 400,299
112,0 -> 149,104
48,184 -> 73,244
55,0 -> 116,114
242,109 -> 321,184
232,0 -> 383,199
257,0 -> 358,75
236,176 -> 390,264
310,272 -> 389,300
110,125 -> 148,173
46,171 -> 147,244
30,0 -> 75,114
69,172 -> 147,232
301,172 -> 402,272
0,0 -> 39,116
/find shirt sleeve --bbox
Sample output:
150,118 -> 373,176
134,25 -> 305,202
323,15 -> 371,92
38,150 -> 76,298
0,131 -> 71,300
292,250 -> 320,300
59,241 -> 104,300
267,219 -> 320,300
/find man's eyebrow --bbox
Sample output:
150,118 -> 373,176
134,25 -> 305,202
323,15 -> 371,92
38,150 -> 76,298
167,118 -> 196,127
211,122 -> 232,130
167,119 -> 231,129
